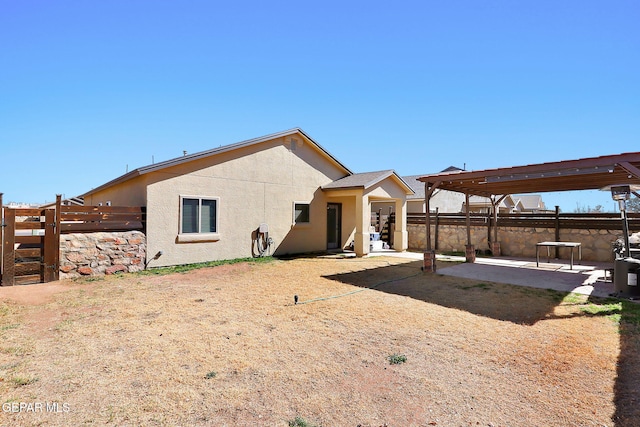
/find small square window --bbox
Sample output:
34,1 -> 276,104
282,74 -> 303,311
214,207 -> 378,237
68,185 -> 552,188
181,197 -> 218,234
294,203 -> 310,224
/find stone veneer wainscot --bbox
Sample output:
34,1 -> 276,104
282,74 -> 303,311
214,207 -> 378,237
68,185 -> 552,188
59,231 -> 146,279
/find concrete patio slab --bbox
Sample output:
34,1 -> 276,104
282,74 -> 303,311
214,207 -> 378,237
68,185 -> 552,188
368,250 -> 616,299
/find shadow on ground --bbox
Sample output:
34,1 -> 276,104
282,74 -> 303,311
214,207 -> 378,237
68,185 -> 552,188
613,312 -> 640,426
324,260 -> 585,325
321,258 -> 640,427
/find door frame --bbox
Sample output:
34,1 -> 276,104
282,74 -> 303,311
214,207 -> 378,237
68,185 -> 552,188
326,202 -> 342,250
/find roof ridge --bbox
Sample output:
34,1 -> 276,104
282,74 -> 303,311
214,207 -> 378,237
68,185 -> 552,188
83,128 -> 352,196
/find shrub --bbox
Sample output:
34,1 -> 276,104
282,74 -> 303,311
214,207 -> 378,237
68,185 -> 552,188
388,353 -> 407,365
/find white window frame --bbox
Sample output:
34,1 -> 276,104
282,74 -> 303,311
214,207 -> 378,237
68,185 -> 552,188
293,201 -> 311,226
177,195 -> 221,243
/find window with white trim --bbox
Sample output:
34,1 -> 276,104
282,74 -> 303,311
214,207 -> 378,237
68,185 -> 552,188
181,196 -> 218,234
294,202 -> 310,224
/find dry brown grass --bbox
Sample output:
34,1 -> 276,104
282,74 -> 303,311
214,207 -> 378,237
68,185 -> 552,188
1,256 -> 639,427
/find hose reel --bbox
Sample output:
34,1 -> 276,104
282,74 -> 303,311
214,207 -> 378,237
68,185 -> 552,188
253,223 -> 273,257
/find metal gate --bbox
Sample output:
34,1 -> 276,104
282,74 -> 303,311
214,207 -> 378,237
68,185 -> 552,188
1,194 -> 60,286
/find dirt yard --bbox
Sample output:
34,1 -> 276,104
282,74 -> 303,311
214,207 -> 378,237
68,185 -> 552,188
1,256 -> 639,427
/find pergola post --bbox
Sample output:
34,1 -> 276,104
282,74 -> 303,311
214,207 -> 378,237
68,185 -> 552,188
465,192 -> 476,263
423,181 -> 437,272
490,195 -> 506,257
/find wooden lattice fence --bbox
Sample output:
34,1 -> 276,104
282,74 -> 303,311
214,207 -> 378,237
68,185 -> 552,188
1,194 -> 145,286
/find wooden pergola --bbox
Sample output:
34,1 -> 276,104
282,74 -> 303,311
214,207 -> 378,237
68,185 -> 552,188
417,152 -> 640,271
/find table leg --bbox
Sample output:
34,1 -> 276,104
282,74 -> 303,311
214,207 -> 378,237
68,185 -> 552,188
570,247 -> 574,269
579,245 -> 582,265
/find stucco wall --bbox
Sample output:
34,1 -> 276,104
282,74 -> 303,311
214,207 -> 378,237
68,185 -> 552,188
83,132 -> 413,265
83,174 -> 149,206
141,136 -> 351,266
376,190 -> 465,215
60,231 -> 146,279
408,223 -> 620,262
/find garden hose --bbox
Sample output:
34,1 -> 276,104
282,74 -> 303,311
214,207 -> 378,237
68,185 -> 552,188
294,271 -> 422,305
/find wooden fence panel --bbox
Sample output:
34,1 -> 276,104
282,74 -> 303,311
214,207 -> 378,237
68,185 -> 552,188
1,201 -> 144,286
61,205 -> 143,213
407,212 -> 640,231
2,208 -> 15,286
43,209 -> 58,282
60,221 -> 144,233
14,261 -> 40,284
0,193 -> 3,281
16,248 -> 41,258
60,206 -> 145,233
60,213 -> 143,222
8,207 -> 46,286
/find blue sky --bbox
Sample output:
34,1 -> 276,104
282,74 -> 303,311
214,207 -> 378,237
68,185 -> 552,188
1,0 -> 638,212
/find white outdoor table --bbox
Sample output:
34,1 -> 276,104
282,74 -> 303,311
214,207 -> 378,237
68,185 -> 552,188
536,241 -> 582,270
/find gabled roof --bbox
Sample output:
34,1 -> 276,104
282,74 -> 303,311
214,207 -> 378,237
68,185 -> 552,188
467,194 -> 516,207
467,195 -> 530,211
512,194 -> 545,210
83,128 -> 352,196
402,175 -> 426,199
40,196 -> 84,208
322,170 -> 414,194
466,194 -> 549,212
403,166 -> 464,200
440,166 -> 464,173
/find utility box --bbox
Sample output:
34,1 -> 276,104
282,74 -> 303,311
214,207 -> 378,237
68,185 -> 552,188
614,257 -> 640,298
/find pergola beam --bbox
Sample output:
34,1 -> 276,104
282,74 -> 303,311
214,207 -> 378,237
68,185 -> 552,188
417,152 -> 640,272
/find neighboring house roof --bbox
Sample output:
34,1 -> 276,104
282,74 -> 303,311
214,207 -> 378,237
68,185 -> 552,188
467,195 -> 516,209
512,194 -> 546,211
403,167 -> 464,200
83,128 -> 352,196
467,194 -> 548,212
401,175 -> 426,200
322,170 -> 414,195
440,166 -> 464,173
40,196 -> 84,208
468,195 -> 508,206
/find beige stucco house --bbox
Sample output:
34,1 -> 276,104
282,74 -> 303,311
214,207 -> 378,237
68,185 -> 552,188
82,128 -> 413,267
401,173 -> 466,214
371,171 -> 466,215
464,194 -> 548,213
